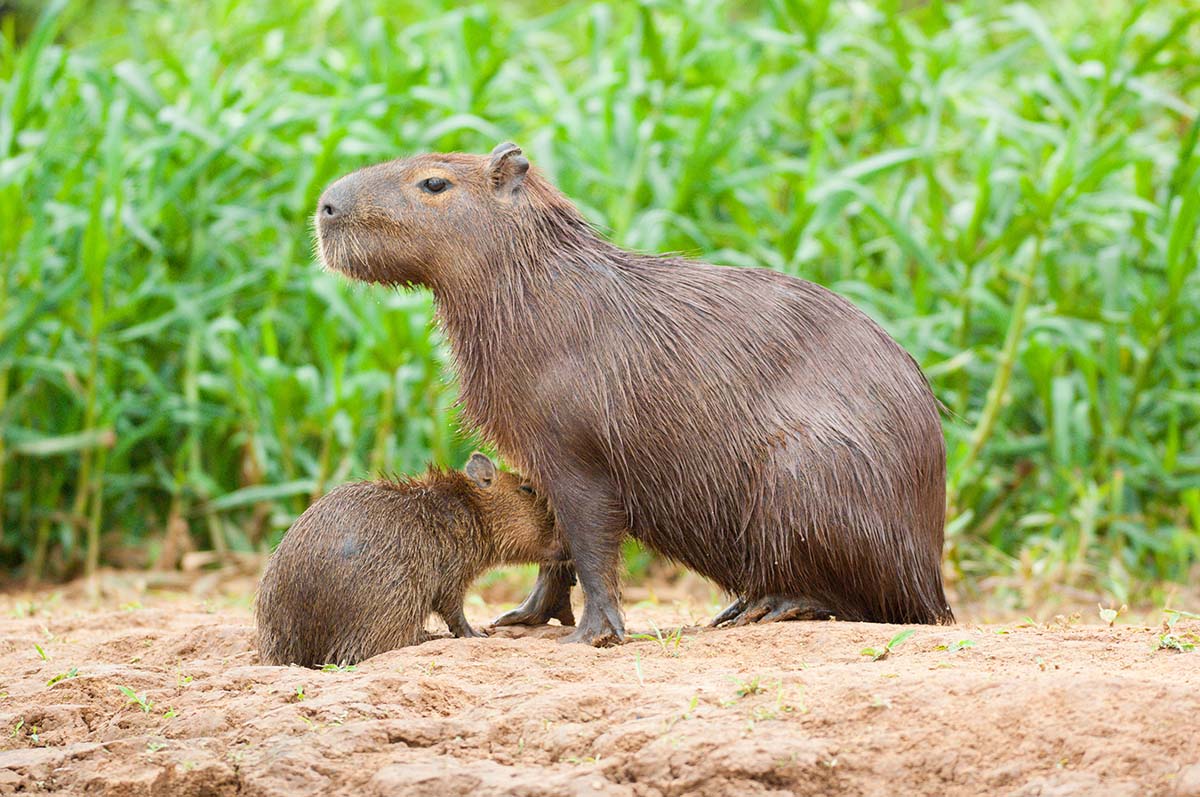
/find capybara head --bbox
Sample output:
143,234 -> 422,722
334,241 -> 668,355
315,143 -> 539,288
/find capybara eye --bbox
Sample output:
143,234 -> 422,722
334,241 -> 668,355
419,177 -> 450,194
518,485 -> 535,496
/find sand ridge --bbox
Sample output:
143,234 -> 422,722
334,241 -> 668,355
0,587 -> 1197,796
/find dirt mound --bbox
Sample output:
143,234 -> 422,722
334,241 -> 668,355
0,586 -> 1197,796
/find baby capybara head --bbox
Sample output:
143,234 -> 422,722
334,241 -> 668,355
315,142 -> 540,288
460,452 -> 558,563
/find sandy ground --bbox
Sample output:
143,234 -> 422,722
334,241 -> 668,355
0,572 -> 1198,797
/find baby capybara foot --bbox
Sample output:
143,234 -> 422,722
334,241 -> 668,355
711,596 -> 834,627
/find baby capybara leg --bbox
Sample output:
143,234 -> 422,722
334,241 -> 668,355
438,600 -> 486,639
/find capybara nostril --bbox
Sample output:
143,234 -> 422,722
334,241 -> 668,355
316,181 -> 354,223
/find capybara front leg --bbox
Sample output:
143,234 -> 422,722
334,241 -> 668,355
439,601 -> 486,639
552,481 -> 626,647
490,559 -> 576,628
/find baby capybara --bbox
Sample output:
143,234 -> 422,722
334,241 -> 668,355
255,454 -> 559,666
314,142 -> 953,645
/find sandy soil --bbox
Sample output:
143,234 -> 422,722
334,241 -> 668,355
0,574 -> 1197,797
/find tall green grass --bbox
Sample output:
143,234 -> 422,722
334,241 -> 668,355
1,0 -> 1197,605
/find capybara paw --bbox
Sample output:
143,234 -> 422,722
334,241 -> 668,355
491,606 -> 554,628
491,591 -> 576,628
710,597 -> 747,627
723,595 -> 832,626
560,605 -> 624,647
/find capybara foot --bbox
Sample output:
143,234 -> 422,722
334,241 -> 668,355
561,603 -> 624,647
710,598 -> 747,627
492,591 -> 575,628
714,595 -> 833,627
491,566 -> 576,628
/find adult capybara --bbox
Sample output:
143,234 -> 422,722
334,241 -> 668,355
255,453 -> 561,666
314,142 -> 953,645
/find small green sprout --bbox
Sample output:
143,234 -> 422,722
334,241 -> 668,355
1157,609 -> 1198,652
320,662 -> 357,672
628,623 -> 685,656
1157,634 -> 1196,653
862,629 -> 916,661
1098,604 -> 1126,627
47,667 -> 79,686
730,675 -> 765,698
118,685 -> 153,713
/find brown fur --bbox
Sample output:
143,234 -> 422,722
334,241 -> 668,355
315,143 -> 954,644
255,454 -> 557,666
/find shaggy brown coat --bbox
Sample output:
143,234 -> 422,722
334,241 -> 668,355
315,143 -> 953,645
255,454 -> 558,666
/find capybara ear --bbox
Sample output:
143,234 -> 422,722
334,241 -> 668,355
464,452 -> 498,488
487,142 -> 529,196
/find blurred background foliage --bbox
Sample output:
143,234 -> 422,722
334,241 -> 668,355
0,0 -> 1197,608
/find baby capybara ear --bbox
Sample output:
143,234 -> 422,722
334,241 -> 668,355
487,142 -> 529,196
464,452 -> 498,489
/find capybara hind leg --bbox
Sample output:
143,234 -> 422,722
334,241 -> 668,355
729,595 -> 834,626
710,597 -> 747,627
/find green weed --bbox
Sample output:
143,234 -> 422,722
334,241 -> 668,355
1158,609 -> 1199,652
319,663 -> 356,673
730,675 -> 766,698
862,629 -> 917,662
935,639 -> 975,653
46,667 -> 78,686
118,685 -> 153,713
628,622 -> 685,656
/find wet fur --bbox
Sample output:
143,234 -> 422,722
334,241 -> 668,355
316,146 -> 953,629
255,464 -> 556,667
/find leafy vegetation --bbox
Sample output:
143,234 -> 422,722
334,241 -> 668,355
118,684 -> 153,713
1158,608 -> 1199,652
628,622 -> 686,655
1,1 -> 1197,604
861,628 -> 916,661
46,666 -> 78,686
